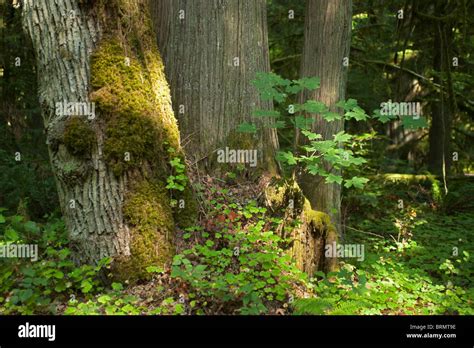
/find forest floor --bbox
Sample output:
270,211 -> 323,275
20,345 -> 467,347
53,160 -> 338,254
292,176 -> 474,315
294,209 -> 473,315
0,176 -> 472,315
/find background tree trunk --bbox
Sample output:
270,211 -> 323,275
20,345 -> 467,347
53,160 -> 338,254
297,0 -> 352,234
428,9 -> 454,180
151,0 -> 278,176
22,0 -> 183,280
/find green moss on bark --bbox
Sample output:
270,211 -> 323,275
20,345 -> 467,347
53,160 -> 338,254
302,199 -> 333,235
264,178 -> 305,213
63,117 -> 96,157
172,183 -> 198,228
302,198 -> 338,272
211,130 -> 278,180
113,180 -> 174,281
90,39 -> 179,177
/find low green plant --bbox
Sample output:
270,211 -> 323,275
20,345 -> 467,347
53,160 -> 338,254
170,201 -> 308,314
64,282 -> 143,315
0,211 -> 110,314
166,156 -> 188,192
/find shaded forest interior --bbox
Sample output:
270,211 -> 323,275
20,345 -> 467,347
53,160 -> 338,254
0,0 -> 473,315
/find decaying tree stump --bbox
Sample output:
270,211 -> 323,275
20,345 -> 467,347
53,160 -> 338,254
262,177 -> 339,274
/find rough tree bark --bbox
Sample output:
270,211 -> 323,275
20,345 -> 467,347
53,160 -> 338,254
151,0 -> 278,176
297,0 -> 353,234
22,0 -> 188,280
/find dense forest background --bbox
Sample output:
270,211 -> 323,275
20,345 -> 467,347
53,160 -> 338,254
0,0 -> 473,315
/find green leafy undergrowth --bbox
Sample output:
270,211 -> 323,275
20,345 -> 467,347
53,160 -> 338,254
64,281 -> 146,315
170,200 -> 309,314
2,176 -> 471,316
64,269 -> 194,315
166,153 -> 188,193
295,180 -> 473,315
0,211 -> 110,314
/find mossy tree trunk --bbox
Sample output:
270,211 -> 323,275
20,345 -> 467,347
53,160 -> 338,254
297,0 -> 352,234
22,0 -> 184,280
151,0 -> 278,176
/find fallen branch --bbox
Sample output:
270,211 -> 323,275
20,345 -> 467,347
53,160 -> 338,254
340,225 -> 386,239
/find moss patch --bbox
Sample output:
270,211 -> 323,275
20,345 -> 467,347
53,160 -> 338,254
302,199 -> 333,236
172,183 -> 198,228
209,130 -> 270,180
103,111 -> 162,177
226,130 -> 256,151
264,178 -> 305,214
380,173 -> 435,183
113,180 -> 174,281
63,117 -> 96,157
90,39 -> 180,177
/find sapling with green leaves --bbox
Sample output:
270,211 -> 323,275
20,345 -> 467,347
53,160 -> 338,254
165,145 -> 189,208
166,157 -> 188,192
238,72 -> 388,189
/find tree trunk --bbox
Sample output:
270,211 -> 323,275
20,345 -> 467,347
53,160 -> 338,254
151,0 -> 278,176
296,0 -> 352,234
22,0 -> 186,281
428,16 -> 453,180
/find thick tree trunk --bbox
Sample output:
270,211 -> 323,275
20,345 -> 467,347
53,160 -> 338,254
22,0 -> 185,280
297,0 -> 352,234
151,0 -> 278,176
